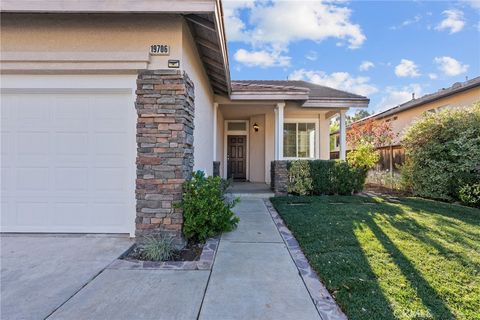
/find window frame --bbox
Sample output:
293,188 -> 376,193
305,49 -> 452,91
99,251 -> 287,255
283,119 -> 319,160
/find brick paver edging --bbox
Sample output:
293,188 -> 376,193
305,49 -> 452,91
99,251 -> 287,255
107,236 -> 220,271
264,200 -> 348,320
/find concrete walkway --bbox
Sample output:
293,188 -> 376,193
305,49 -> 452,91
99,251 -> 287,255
2,198 -> 324,320
199,197 -> 321,320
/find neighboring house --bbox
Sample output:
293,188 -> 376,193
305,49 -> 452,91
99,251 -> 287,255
0,0 -> 368,242
331,76 -> 480,170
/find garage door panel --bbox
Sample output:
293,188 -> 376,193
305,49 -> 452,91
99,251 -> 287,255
53,202 -> 91,227
16,167 -> 50,191
17,132 -> 50,155
55,133 -> 89,155
94,133 -> 129,155
1,85 -> 135,234
16,201 -> 50,227
55,168 -> 88,191
94,168 -> 127,191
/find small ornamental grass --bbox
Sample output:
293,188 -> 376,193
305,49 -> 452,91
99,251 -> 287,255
141,234 -> 175,262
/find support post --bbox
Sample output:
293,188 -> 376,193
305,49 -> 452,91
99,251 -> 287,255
213,102 -> 218,161
339,110 -> 347,160
276,102 -> 285,160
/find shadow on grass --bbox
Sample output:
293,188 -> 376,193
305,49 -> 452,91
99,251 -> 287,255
383,214 -> 478,270
366,216 -> 456,319
271,195 -> 472,320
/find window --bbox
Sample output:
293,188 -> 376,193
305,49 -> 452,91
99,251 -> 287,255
228,122 -> 246,131
283,122 -> 316,158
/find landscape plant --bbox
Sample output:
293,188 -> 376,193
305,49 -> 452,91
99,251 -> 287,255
286,160 -> 365,195
178,171 -> 239,243
141,234 -> 175,261
401,103 -> 480,201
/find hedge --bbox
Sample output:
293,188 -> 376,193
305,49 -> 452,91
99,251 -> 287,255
287,160 -> 366,196
401,103 -> 480,203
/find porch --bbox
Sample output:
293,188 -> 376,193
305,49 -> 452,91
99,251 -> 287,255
212,80 -> 361,184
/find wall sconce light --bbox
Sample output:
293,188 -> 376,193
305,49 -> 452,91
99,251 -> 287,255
253,122 -> 259,132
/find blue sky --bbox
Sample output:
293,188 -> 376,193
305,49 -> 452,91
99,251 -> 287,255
224,0 -> 480,114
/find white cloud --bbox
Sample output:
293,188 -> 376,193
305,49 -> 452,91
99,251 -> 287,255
289,69 -> 378,97
376,84 -> 423,112
428,73 -> 438,80
435,10 -> 465,34
359,60 -> 375,71
224,0 -> 366,49
305,51 -> 318,61
434,56 -> 469,76
461,0 -> 480,10
395,59 -> 421,77
234,48 -> 290,68
390,14 -> 422,30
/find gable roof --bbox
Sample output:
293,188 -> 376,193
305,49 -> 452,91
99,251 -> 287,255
230,80 -> 369,107
358,75 -> 480,124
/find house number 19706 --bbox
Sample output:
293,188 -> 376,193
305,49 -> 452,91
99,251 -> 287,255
150,44 -> 170,56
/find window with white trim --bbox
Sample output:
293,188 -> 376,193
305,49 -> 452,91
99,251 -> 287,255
283,122 -> 316,158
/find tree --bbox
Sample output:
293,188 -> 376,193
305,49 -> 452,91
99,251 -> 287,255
347,118 -> 395,149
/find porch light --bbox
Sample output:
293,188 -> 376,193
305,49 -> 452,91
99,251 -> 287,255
253,122 -> 259,132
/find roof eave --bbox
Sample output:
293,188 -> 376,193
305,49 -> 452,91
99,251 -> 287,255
302,98 -> 370,108
0,0 -> 217,13
229,92 -> 310,101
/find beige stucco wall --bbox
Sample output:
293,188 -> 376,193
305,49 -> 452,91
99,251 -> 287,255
0,13 -> 184,71
181,21 -> 215,175
389,88 -> 480,144
249,114 -> 266,182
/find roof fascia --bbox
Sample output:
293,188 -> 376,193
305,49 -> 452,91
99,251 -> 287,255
0,0 -> 216,13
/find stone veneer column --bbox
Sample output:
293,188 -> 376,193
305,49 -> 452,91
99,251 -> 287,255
271,160 -> 289,195
135,70 -> 194,245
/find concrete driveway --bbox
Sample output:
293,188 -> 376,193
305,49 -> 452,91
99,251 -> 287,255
0,235 -> 132,320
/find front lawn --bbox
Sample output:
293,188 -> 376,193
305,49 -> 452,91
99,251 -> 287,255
271,195 -> 480,320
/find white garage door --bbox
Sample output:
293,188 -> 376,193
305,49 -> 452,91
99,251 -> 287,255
1,78 -> 136,234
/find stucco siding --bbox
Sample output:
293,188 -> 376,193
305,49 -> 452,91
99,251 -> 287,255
389,88 -> 480,144
249,114 -> 266,182
0,13 -> 183,71
181,21 -> 215,175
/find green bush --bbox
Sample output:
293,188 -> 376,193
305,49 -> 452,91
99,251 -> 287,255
347,142 -> 380,170
178,171 -> 239,243
401,103 -> 480,201
459,183 -> 480,208
286,160 -> 366,196
287,160 -> 313,195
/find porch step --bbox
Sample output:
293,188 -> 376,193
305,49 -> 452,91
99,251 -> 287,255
229,192 -> 275,199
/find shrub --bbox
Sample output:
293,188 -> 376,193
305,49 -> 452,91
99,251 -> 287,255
141,234 -> 174,261
347,143 -> 380,170
401,103 -> 480,201
285,160 -> 366,196
178,171 -> 239,243
288,160 -> 313,195
459,183 -> 480,208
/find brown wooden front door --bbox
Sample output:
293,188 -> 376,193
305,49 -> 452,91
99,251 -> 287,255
227,135 -> 247,180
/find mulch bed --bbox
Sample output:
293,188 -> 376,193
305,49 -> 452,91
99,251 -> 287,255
123,242 -> 203,262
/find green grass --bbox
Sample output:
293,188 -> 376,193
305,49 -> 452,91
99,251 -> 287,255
271,195 -> 480,320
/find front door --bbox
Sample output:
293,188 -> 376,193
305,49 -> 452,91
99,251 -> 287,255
227,135 -> 247,180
